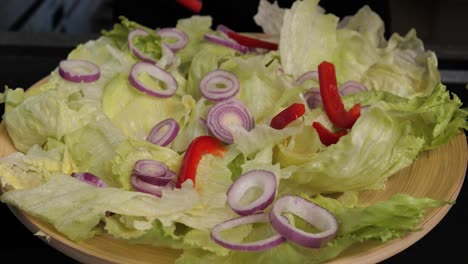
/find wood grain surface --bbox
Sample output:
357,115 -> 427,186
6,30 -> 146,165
0,113 -> 466,263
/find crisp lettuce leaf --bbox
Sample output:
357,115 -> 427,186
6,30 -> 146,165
254,0 -> 285,36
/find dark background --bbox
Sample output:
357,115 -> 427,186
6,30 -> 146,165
0,0 -> 466,263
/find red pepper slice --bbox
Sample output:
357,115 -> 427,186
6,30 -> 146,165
176,136 -> 226,188
176,0 -> 202,13
318,61 -> 360,129
226,31 -> 278,50
270,103 -> 305,130
312,122 -> 348,146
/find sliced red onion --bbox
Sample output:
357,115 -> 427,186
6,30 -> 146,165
128,29 -> 157,63
58,60 -> 100,83
147,118 -> 180,146
132,159 -> 176,186
227,170 -> 277,216
211,213 -> 286,251
216,24 -> 235,36
303,89 -> 322,109
269,196 -> 338,248
158,43 -> 176,68
158,28 -> 189,52
206,99 -> 254,144
339,80 -> 368,96
295,71 -> 318,86
204,34 -> 250,54
71,172 -> 107,188
200,70 -> 240,102
128,62 -> 178,98
131,174 -> 174,197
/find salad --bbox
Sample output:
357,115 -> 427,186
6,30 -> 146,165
0,0 -> 467,263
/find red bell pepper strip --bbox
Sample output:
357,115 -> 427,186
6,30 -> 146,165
227,31 -> 278,50
176,0 -> 202,13
176,136 -> 226,188
318,61 -> 360,129
270,103 -> 305,130
312,122 -> 348,146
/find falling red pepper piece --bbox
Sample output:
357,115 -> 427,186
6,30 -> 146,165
312,122 -> 348,146
270,103 -> 306,130
227,31 -> 278,50
176,0 -> 202,13
318,61 -> 360,129
176,136 -> 226,188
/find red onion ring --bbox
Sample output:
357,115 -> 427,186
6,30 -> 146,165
204,34 -> 250,54
132,159 -> 176,186
206,99 -> 254,144
199,70 -> 240,102
211,213 -> 286,251
303,89 -> 322,109
295,71 -> 318,86
71,172 -> 107,188
147,118 -> 180,146
158,28 -> 189,52
131,174 -> 175,197
227,170 -> 277,216
128,29 -> 158,63
216,24 -> 235,36
269,196 -> 338,248
339,80 -> 368,96
58,59 -> 100,83
128,62 -> 178,98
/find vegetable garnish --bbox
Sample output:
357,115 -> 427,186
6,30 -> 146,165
71,172 -> 107,188
226,31 -> 278,50
132,159 -> 175,186
206,99 -> 254,144
312,122 -> 348,146
146,118 -> 180,146
270,103 -> 305,130
318,61 -> 361,129
227,170 -> 277,216
58,59 -> 100,83
131,174 -> 175,197
127,29 -> 157,63
204,33 -> 250,54
200,69 -> 240,102
211,213 -> 286,251
176,136 -> 226,188
269,196 -> 338,248
158,28 -> 189,52
176,0 -> 202,13
339,80 -> 368,96
128,62 -> 178,98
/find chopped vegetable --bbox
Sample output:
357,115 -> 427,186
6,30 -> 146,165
177,0 -> 203,13
71,172 -> 107,187
132,159 -> 175,186
312,121 -> 348,146
147,118 -> 180,146
200,69 -> 240,102
318,61 -> 361,129
270,103 -> 305,130
176,136 -> 226,187
158,28 -> 189,52
128,62 -> 178,98
58,60 -> 100,83
227,31 -> 278,50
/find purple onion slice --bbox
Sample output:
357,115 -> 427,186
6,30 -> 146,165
131,174 -> 174,197
206,98 -> 254,144
128,29 -> 157,63
339,80 -> 368,96
58,60 -> 100,83
147,118 -> 180,146
204,34 -> 249,54
71,172 -> 107,188
211,213 -> 286,251
158,28 -> 189,52
269,196 -> 338,248
227,170 -> 277,216
128,62 -> 178,98
132,159 -> 175,186
200,69 -> 240,102
295,71 -> 318,86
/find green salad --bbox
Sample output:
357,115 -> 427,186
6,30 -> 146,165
0,0 -> 467,263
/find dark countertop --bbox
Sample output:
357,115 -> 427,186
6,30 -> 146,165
0,31 -> 467,263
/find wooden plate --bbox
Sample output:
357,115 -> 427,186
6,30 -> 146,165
0,87 -> 467,263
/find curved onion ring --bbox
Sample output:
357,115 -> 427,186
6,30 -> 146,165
204,34 -> 250,54
158,28 -> 189,52
147,118 -> 180,146
211,213 -> 286,251
227,170 -> 277,216
131,175 -> 174,197
269,196 -> 338,248
128,29 -> 158,63
295,71 -> 318,86
58,60 -> 100,83
128,62 -> 178,98
339,80 -> 368,96
303,89 -> 322,109
200,69 -> 240,102
206,99 -> 254,144
71,172 -> 107,187
132,159 -> 176,186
